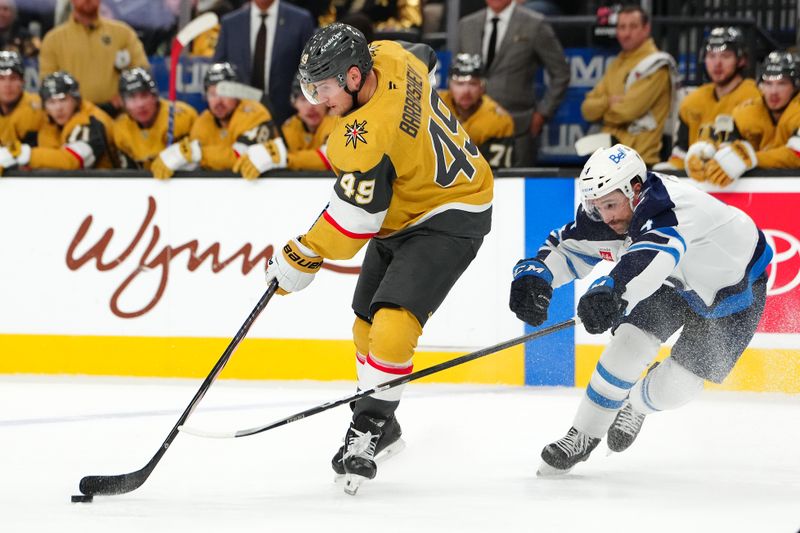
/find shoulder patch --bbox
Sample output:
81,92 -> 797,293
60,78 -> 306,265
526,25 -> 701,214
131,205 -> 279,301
343,118 -> 368,149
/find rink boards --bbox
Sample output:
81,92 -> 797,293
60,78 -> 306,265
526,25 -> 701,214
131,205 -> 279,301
0,175 -> 798,392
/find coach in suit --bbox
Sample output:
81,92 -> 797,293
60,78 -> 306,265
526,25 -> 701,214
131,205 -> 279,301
214,0 -> 315,124
458,0 -> 569,164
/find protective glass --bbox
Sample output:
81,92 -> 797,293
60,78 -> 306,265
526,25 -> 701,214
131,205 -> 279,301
300,78 -> 341,106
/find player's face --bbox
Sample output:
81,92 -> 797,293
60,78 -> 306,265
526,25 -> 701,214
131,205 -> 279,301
760,77 -> 795,111
123,91 -> 159,126
590,190 -> 634,235
705,49 -> 739,84
206,85 -> 239,121
616,12 -> 650,52
44,94 -> 79,126
293,94 -> 326,129
309,77 -> 352,116
0,72 -> 23,105
449,77 -> 483,112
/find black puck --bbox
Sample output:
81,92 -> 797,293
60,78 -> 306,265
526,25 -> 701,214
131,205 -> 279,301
71,494 -> 94,503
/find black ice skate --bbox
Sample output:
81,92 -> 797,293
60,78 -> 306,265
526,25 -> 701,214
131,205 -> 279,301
339,414 -> 399,495
607,402 -> 646,452
332,415 -> 404,477
538,426 -> 600,476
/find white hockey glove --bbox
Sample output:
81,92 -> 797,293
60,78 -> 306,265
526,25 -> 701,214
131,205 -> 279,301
0,146 -> 16,175
684,141 -> 716,182
705,140 -> 757,187
266,237 -> 323,295
151,138 -> 201,180
234,138 -> 288,180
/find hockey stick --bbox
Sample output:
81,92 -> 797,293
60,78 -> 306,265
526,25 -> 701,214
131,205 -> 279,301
178,318 -> 577,439
167,12 -> 218,145
77,279 -> 279,497
574,132 -> 613,156
216,81 -> 264,102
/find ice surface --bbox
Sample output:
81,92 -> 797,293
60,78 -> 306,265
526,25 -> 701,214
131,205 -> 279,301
1,375 -> 798,533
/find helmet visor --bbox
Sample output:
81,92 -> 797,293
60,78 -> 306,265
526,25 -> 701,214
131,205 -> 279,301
300,78 -> 341,106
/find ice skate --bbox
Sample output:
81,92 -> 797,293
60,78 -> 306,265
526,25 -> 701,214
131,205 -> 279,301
538,427 -> 600,476
336,414 -> 391,495
332,415 -> 404,479
607,402 -> 646,452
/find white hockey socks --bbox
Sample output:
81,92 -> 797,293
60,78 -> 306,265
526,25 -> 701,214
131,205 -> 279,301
628,357 -> 704,415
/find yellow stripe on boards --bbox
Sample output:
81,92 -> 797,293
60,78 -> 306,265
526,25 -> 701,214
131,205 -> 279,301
575,344 -> 800,393
0,334 -> 525,385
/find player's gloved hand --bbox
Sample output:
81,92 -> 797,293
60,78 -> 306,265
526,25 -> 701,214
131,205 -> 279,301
11,141 -> 31,166
577,276 -> 627,334
509,259 -> 553,327
705,140 -> 757,187
151,138 -> 201,180
265,237 -> 323,295
684,141 -> 716,182
234,138 -> 288,180
0,145 -> 17,175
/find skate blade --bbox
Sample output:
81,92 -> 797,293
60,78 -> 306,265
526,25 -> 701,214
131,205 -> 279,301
333,438 -> 406,484
536,461 -> 572,477
344,474 -> 368,496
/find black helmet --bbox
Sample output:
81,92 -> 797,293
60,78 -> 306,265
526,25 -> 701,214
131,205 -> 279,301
760,50 -> 800,88
705,26 -> 746,58
449,53 -> 484,80
204,62 -> 238,92
119,67 -> 158,98
0,50 -> 23,77
40,71 -> 81,102
298,23 -> 372,88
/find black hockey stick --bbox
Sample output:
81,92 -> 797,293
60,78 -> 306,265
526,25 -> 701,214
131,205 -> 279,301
178,318 -> 577,439
77,279 -> 279,497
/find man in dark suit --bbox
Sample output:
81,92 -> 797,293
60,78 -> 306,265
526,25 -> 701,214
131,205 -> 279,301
458,0 -> 570,164
213,0 -> 315,124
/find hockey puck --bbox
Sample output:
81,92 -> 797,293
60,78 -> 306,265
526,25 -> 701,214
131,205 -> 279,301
71,494 -> 93,503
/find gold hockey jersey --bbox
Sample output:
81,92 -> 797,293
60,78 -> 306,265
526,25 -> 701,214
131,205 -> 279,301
190,99 -> 280,170
731,94 -> 800,168
437,90 -> 514,145
670,78 -> 761,167
0,92 -> 46,147
302,40 -> 494,261
30,100 -> 116,169
281,113 -> 337,170
114,99 -> 198,170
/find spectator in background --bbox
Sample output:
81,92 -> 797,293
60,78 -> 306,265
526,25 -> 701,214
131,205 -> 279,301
458,0 -> 570,165
580,5 -> 676,166
114,68 -> 197,171
213,0 -> 315,124
660,27 -> 760,173
329,0 -> 422,32
438,53 -> 515,167
151,62 -> 280,179
0,0 -> 40,57
39,0 -> 149,118
0,51 -> 44,148
1,70 -> 116,171
236,74 -> 335,178
694,51 -> 800,187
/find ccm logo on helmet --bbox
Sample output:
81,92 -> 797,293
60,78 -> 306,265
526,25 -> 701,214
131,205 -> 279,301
608,147 -> 626,164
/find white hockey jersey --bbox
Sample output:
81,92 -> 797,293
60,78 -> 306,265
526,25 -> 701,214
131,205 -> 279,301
537,172 -> 772,318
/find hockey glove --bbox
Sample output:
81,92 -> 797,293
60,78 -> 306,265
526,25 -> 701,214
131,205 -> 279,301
509,259 -> 553,327
266,237 -> 323,295
684,141 -> 716,182
577,276 -> 627,334
151,138 -> 202,180
234,138 -> 288,180
0,146 -> 16,175
705,140 -> 757,187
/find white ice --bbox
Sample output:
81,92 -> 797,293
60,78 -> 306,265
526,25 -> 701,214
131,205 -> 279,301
2,375 -> 799,533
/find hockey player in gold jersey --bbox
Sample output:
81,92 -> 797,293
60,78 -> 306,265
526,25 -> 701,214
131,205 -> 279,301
114,68 -> 197,171
151,62 -> 280,179
0,71 -> 115,172
235,75 -> 336,178
664,27 -> 760,174
0,51 -> 45,154
695,51 -> 800,187
265,23 -> 493,495
438,53 -> 514,168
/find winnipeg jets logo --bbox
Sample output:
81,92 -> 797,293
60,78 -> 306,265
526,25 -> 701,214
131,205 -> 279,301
344,119 -> 368,149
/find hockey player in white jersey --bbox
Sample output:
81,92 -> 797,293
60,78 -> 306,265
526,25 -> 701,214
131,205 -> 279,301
509,144 -> 772,475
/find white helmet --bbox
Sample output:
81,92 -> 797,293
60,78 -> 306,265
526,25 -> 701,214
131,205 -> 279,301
578,144 -> 646,220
